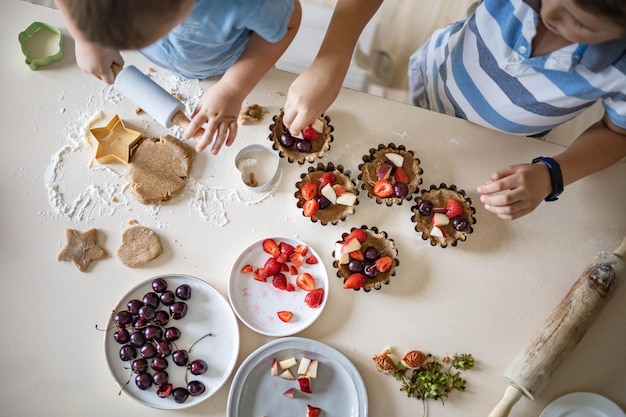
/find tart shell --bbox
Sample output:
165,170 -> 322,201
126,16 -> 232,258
268,109 -> 333,164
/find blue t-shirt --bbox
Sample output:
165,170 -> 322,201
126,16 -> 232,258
141,0 -> 295,79
408,0 -> 626,135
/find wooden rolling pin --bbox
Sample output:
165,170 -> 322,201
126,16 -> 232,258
488,236 -> 626,417
112,64 -> 204,141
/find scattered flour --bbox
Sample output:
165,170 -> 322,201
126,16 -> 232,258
42,70 -> 278,229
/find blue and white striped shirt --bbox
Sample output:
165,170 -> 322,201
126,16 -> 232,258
408,0 -> 626,135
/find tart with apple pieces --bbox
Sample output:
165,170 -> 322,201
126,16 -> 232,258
295,162 -> 359,225
268,109 -> 333,165
410,183 -> 476,248
358,143 -> 423,205
332,226 -> 398,292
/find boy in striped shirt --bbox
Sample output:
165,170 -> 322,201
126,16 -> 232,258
409,0 -> 626,219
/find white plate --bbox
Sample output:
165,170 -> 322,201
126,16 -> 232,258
228,237 -> 328,337
104,274 -> 239,409
227,337 -> 368,417
540,392 -> 625,417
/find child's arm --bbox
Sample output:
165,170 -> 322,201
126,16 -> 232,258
184,1 -> 302,155
54,0 -> 123,84
282,0 -> 383,136
477,116 -> 626,220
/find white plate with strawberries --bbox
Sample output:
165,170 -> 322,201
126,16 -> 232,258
227,337 -> 368,417
228,237 -> 329,337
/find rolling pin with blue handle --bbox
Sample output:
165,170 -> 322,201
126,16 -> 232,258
112,64 -> 204,140
488,235 -> 626,417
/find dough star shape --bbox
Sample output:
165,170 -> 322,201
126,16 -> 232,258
89,114 -> 142,163
58,228 -> 108,272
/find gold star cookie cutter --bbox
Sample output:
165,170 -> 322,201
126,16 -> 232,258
89,114 -> 142,164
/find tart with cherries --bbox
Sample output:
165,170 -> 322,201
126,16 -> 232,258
332,226 -> 399,292
295,162 -> 359,225
268,109 -> 333,164
410,183 -> 476,248
358,143 -> 423,205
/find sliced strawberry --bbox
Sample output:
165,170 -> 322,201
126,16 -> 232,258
300,182 -> 318,201
373,179 -> 394,198
296,272 -> 315,291
375,256 -> 394,273
304,288 -> 324,308
348,228 -> 368,243
254,268 -> 269,282
343,273 -> 366,289
262,238 -> 281,258
280,241 -> 295,257
306,404 -> 321,417
393,166 -> 410,184
349,249 -> 365,261
303,199 -> 319,217
305,254 -> 318,264
289,265 -> 298,276
294,244 -> 309,256
332,184 -> 346,196
272,273 -> 288,290
264,257 -> 282,276
318,172 -> 336,187
281,263 -> 289,272
277,311 -> 293,322
285,282 -> 296,292
290,252 -> 304,268
302,126 -> 319,140
445,198 -> 464,218
240,264 -> 253,274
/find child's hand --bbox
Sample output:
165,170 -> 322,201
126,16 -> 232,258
74,39 -> 123,84
283,63 -> 344,136
184,81 -> 241,155
477,163 -> 552,220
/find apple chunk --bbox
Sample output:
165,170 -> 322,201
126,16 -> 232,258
279,357 -> 297,370
340,236 -> 361,253
298,357 -> 312,376
336,192 -> 357,206
279,369 -> 295,380
305,359 -> 318,378
298,376 -> 312,393
271,359 -> 279,376
385,152 -> 405,167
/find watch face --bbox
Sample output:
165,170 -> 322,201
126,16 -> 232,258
532,157 -> 563,201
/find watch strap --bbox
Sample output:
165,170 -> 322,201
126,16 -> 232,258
532,156 -> 563,201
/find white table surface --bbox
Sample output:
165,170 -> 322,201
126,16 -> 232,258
2,2 -> 625,417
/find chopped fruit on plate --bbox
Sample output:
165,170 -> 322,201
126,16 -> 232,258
305,255 -> 318,264
306,404 -> 322,417
290,252 -> 305,267
272,273 -> 288,290
271,358 -> 279,376
277,311 -> 293,322
240,264 -> 253,273
304,288 -> 324,308
294,244 -> 309,256
279,357 -> 298,369
279,369 -> 295,380
289,265 -> 298,276
298,376 -> 312,393
262,238 -> 281,257
296,272 -> 316,291
283,387 -> 296,398
306,359 -> 319,378
298,357 -> 312,375
373,179 -> 394,198
264,257 -> 283,275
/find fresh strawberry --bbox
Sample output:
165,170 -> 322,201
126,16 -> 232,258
306,405 -> 322,417
254,268 -> 269,282
277,311 -> 293,322
373,179 -> 394,198
294,244 -> 309,256
240,264 -> 253,274
290,252 -> 304,268
445,198 -> 464,218
332,184 -> 346,196
280,241 -> 295,257
349,249 -> 365,261
285,282 -> 296,292
304,288 -> 324,308
343,273 -> 366,289
264,257 -> 282,276
375,256 -> 394,273
302,126 -> 319,140
296,272 -> 316,291
303,199 -> 319,217
305,254 -> 318,264
300,182 -> 318,201
272,273 -> 288,290
393,166 -> 410,184
281,263 -> 289,272
262,238 -> 281,258
318,172 -> 336,187
348,228 -> 368,243
289,265 -> 298,276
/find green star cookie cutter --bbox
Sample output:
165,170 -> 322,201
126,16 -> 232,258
18,21 -> 64,70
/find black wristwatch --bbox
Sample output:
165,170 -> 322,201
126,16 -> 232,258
532,156 -> 563,201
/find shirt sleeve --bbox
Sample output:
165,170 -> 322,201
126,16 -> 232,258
238,0 -> 296,43
603,97 -> 626,131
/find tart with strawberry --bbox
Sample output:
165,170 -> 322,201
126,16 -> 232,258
268,109 -> 333,164
332,226 -> 398,292
358,143 -> 423,205
410,183 -> 476,248
295,162 -> 359,225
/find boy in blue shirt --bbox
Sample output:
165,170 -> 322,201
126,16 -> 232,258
56,0 -> 301,155
408,0 -> 626,219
